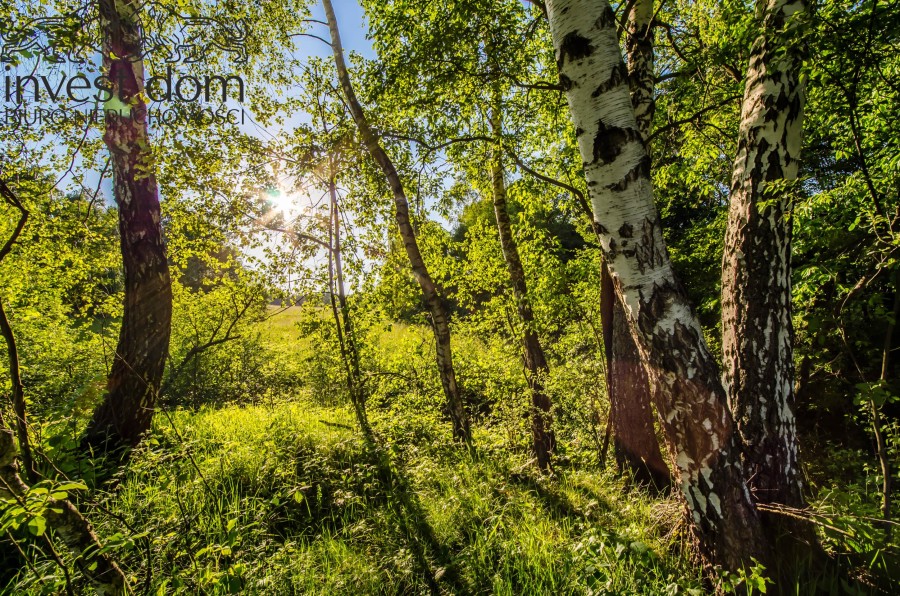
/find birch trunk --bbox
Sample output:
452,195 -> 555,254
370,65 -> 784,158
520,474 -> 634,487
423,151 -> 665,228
607,300 -> 671,489
489,106 -> 554,470
872,270 -> 898,540
625,0 -> 655,141
602,268 -> 669,490
82,0 -> 173,454
721,0 -> 807,514
328,177 -> 372,440
604,0 -> 670,492
323,0 -> 471,443
546,0 -> 768,570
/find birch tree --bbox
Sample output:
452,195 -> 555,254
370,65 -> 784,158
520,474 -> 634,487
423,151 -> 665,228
81,0 -> 173,454
604,0 -> 671,491
489,100 -> 555,470
545,0 -> 769,570
323,0 -> 472,444
721,0 -> 809,516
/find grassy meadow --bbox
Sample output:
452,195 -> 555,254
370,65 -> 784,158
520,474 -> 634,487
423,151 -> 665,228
0,308 -> 879,595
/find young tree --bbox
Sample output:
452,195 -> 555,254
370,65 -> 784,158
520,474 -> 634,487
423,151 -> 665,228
0,182 -> 35,483
545,0 -> 768,570
81,0 -> 173,454
721,0 -> 808,515
0,179 -> 126,594
323,0 -> 471,443
489,100 -> 555,470
326,176 -> 371,439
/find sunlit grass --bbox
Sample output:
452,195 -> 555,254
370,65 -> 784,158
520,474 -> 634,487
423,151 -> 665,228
81,399 -> 705,595
11,310 -> 885,593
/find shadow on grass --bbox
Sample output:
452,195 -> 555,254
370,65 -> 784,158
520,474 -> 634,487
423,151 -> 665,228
364,442 -> 470,596
507,469 -> 613,523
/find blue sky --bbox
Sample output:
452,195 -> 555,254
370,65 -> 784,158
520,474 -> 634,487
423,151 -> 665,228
307,0 -> 374,59
237,0 -> 374,138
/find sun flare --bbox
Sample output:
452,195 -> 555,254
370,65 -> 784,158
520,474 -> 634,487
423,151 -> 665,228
266,187 -> 302,216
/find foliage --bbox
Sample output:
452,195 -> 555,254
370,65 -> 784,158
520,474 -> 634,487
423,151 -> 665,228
2,0 -> 900,592
17,400 -> 703,595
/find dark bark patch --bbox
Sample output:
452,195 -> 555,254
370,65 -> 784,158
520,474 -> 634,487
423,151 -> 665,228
606,156 -> 651,192
766,147 -> 784,181
593,122 -> 641,166
559,32 -> 594,67
607,237 -> 618,257
592,62 -> 628,97
618,222 -> 633,238
636,281 -> 676,337
788,90 -> 802,121
595,5 -> 616,29
763,89 -> 790,122
633,217 -> 665,274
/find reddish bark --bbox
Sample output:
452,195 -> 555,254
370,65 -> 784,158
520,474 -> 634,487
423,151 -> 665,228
82,0 -> 172,454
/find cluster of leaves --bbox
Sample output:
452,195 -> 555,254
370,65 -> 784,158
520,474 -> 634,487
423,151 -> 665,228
3,0 -> 900,591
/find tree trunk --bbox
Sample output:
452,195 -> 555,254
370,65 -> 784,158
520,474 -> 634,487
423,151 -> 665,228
721,0 -> 808,514
328,177 -> 372,441
546,0 -> 769,571
324,0 -> 471,444
873,271 -> 899,541
82,0 -> 173,454
603,0 -> 671,493
602,257 -> 669,489
625,0 -> 655,142
489,106 -> 554,470
607,295 -> 671,490
0,299 -> 36,483
0,181 -> 35,482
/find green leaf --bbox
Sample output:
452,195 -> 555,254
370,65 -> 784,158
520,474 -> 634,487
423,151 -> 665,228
27,516 -> 46,536
54,481 -> 87,492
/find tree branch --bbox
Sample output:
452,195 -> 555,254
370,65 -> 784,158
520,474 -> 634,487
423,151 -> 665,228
507,151 -> 592,221
0,179 -> 35,482
647,94 -> 741,143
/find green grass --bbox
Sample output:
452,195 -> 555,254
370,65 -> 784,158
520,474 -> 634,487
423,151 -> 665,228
261,306 -> 307,341
5,308 -> 893,594
80,402 -> 702,595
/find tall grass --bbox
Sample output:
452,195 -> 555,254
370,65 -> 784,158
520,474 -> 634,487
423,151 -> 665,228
4,307 -> 892,594
59,402 -> 701,595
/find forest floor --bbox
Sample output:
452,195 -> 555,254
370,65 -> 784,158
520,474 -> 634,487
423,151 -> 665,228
88,309 -> 711,594
99,402 -> 705,594
8,309 -> 892,594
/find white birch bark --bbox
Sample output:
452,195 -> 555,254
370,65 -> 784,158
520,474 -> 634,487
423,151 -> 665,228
546,0 -> 768,569
721,0 -> 807,512
323,0 -> 472,443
